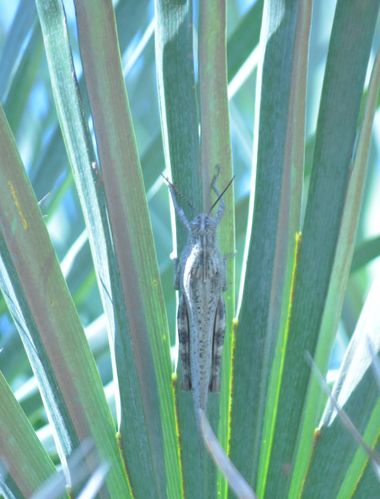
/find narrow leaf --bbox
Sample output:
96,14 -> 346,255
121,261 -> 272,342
230,2 -> 309,493
74,2 -> 182,497
302,275 -> 380,496
290,45 -> 380,497
198,1 -> 236,496
0,371 -> 57,498
0,104 -> 131,498
265,2 -> 379,496
199,409 -> 256,499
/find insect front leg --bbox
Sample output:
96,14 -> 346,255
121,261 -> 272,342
177,293 -> 191,391
168,184 -> 191,231
210,297 -> 226,392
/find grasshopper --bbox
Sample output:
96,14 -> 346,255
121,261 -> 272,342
167,168 -> 232,419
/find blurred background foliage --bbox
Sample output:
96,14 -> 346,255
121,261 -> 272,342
0,0 -> 379,497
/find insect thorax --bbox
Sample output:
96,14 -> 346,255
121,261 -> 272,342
189,214 -> 217,244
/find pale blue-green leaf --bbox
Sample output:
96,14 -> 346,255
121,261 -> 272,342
0,103 -> 131,498
0,371 -> 57,498
264,2 -> 379,496
302,275 -> 380,496
74,1 -> 182,496
230,2 -> 308,495
290,44 -> 380,498
0,0 -> 37,101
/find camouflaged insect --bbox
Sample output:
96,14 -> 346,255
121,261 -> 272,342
168,169 -> 228,418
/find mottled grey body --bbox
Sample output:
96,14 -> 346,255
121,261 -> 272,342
168,173 -> 227,419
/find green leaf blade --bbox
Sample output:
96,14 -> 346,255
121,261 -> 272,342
74,2 -> 182,497
0,372 -> 57,498
290,45 -> 380,498
265,1 -> 380,496
198,1 -> 236,495
230,1 -> 308,493
0,104 -> 131,499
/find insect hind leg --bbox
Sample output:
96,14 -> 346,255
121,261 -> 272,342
210,298 -> 226,392
177,294 -> 191,390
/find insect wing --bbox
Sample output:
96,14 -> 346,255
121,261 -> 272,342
209,297 -> 226,392
177,293 -> 191,390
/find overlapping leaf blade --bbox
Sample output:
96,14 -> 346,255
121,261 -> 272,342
264,1 -> 379,497
0,371 -> 57,498
230,2 -> 308,494
74,1 -> 182,497
0,103 -> 131,498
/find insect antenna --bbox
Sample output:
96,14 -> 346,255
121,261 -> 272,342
208,175 -> 235,214
160,173 -> 193,209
